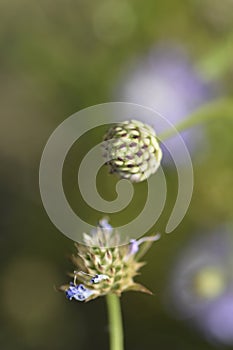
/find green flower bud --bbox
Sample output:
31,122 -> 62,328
103,120 -> 162,182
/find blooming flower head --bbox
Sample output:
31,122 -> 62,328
60,219 -> 160,302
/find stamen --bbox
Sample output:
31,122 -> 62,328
90,274 -> 110,284
129,233 -> 161,255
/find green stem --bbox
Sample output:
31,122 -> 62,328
158,98 -> 233,141
106,294 -> 124,350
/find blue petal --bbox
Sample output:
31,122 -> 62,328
99,219 -> 113,232
129,239 -> 139,255
65,283 -> 96,301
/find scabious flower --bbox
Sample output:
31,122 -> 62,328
60,219 -> 160,302
102,119 -> 162,182
166,226 -> 233,346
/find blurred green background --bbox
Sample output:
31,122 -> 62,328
0,0 -> 233,349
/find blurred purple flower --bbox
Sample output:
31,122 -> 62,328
115,44 -> 217,163
165,226 -> 233,345
200,293 -> 233,345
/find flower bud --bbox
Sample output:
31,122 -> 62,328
103,120 -> 162,182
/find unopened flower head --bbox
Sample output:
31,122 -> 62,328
60,219 -> 160,302
102,120 -> 162,182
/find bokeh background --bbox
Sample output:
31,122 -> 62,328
0,0 -> 233,349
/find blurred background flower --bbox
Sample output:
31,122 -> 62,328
165,225 -> 233,346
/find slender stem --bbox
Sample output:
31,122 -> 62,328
106,294 -> 124,350
158,98 -> 233,141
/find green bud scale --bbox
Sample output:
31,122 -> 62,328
103,120 -> 162,182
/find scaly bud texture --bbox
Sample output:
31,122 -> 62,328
60,219 -> 160,302
103,120 -> 162,182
